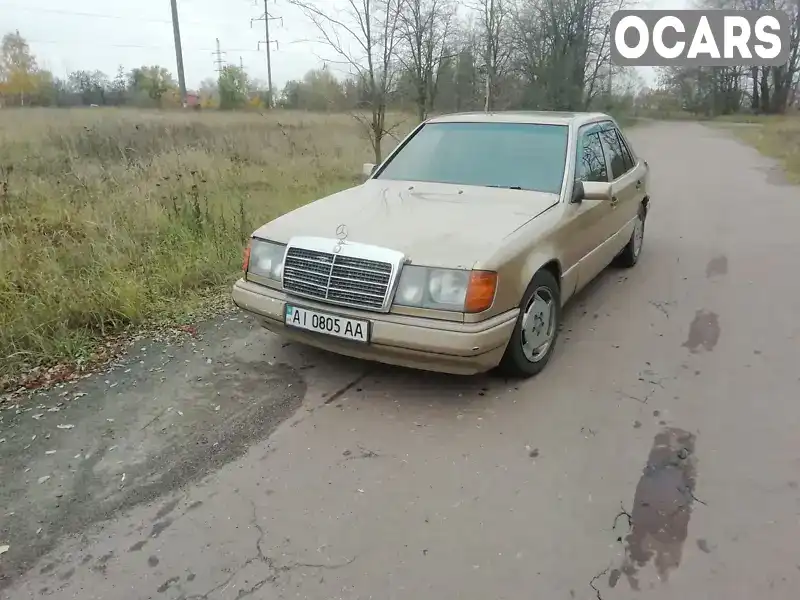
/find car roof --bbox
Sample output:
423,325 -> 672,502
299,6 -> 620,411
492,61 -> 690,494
425,111 -> 612,127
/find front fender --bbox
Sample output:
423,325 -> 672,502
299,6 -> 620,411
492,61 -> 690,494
520,248 -> 576,307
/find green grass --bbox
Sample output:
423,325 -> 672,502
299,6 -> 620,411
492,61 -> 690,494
0,107 -> 415,383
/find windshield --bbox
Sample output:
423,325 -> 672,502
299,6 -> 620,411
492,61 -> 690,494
375,121 -> 569,194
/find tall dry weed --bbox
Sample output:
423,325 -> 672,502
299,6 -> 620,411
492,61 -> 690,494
0,107 -> 410,378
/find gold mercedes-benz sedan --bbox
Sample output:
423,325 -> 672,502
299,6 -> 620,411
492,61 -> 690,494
232,111 -> 650,377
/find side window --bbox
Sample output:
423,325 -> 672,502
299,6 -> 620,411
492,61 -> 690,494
616,130 -> 635,172
599,127 -> 628,180
576,130 -> 608,182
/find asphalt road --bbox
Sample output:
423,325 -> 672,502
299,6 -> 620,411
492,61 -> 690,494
2,121 -> 800,600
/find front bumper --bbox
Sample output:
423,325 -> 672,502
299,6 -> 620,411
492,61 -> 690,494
231,278 -> 518,375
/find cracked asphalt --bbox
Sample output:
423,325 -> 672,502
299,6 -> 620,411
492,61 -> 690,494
2,121 -> 800,599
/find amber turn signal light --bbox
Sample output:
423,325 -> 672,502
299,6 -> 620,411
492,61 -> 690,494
242,242 -> 251,272
464,271 -> 497,313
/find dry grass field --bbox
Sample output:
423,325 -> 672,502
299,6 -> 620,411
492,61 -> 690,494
0,108 -> 415,383
725,115 -> 800,184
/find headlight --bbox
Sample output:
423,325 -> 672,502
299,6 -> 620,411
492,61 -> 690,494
394,266 -> 496,313
247,238 -> 285,281
394,265 -> 427,306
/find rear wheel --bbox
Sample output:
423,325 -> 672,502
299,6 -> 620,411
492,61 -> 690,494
498,269 -> 561,378
615,203 -> 646,268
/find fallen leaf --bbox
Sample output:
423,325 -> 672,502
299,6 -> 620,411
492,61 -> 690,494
45,450 -> 56,455
0,545 -> 9,555
57,424 -> 75,430
37,475 -> 51,484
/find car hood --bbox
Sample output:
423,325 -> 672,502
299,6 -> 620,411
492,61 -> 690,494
253,180 -> 558,268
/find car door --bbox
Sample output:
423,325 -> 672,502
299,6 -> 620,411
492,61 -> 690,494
568,123 -> 618,293
598,123 -> 645,256
617,126 -> 648,206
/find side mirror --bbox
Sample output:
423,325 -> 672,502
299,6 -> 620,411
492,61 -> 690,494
571,180 -> 585,203
581,181 -> 613,201
362,163 -> 377,178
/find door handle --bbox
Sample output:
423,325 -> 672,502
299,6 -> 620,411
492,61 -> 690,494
610,195 -> 619,206
635,180 -> 642,190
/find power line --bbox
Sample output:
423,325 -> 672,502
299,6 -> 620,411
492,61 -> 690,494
0,3 -> 244,26
22,37 -> 292,53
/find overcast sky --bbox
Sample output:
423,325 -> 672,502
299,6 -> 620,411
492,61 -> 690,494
3,0 -> 328,90
3,0 -> 689,92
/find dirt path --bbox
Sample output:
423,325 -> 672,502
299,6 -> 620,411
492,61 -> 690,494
2,122 -> 800,600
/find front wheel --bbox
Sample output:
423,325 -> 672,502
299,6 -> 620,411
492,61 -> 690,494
498,269 -> 561,378
615,204 -> 646,268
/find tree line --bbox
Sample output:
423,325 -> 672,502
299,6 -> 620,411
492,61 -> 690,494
284,0 -> 645,161
0,30 -> 274,110
0,31 -> 177,108
656,0 -> 800,117
282,0 -> 800,160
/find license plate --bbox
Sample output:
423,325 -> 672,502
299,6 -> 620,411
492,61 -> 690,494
284,304 -> 370,343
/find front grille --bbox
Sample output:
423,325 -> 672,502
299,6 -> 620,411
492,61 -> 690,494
283,247 -> 393,310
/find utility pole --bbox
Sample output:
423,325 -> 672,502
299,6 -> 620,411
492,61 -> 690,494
250,1 -> 282,107
169,0 -> 187,106
606,25 -> 613,97
484,71 -> 491,112
212,38 -> 226,75
240,56 -> 244,70
479,63 -> 491,113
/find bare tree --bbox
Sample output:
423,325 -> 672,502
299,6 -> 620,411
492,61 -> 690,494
284,0 -> 641,119
287,0 -> 403,162
674,0 -> 800,114
397,0 -> 456,121
508,0 -> 624,110
766,0 -> 800,112
469,0 -> 513,111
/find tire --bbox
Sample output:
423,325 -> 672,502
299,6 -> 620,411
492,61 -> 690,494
498,269 -> 561,378
615,203 -> 646,268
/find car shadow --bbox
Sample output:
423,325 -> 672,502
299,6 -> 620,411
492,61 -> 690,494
274,263 -> 627,412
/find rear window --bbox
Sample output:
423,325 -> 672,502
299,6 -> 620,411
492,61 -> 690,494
375,121 -> 569,194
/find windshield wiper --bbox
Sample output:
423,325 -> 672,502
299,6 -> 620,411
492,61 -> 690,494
486,185 -> 523,190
